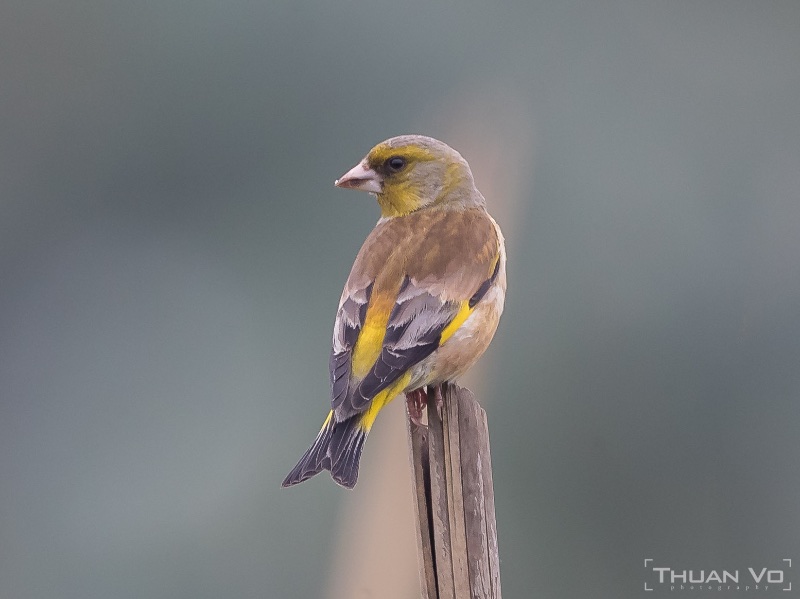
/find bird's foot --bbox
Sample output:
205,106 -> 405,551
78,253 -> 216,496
405,388 -> 428,426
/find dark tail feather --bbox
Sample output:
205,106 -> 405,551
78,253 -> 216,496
329,416 -> 367,489
281,412 -> 335,487
282,412 -> 367,489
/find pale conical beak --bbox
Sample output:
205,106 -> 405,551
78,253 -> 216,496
334,162 -> 383,194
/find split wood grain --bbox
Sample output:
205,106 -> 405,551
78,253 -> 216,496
406,383 -> 502,599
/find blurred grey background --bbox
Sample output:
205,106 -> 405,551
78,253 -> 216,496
2,0 -> 799,597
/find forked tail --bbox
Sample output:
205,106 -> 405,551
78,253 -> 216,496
281,411 -> 367,489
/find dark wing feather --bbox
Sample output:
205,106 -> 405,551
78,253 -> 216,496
329,283 -> 372,411
347,277 -> 461,412
469,255 -> 501,308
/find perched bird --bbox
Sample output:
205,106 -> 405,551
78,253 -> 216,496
282,135 -> 506,489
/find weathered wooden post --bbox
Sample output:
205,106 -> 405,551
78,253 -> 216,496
406,383 -> 502,599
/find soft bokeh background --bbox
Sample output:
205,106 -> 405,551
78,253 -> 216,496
2,0 -> 799,597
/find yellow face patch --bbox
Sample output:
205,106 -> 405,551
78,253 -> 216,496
376,183 -> 423,217
366,144 -> 439,218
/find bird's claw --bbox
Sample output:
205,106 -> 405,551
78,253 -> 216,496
405,388 -> 428,426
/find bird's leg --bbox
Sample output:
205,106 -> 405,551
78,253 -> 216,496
405,388 -> 428,426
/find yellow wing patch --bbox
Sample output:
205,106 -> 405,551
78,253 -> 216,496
351,294 -> 394,378
354,297 -> 473,380
357,371 -> 412,432
439,300 -> 473,345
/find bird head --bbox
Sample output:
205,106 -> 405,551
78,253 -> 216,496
335,135 -> 484,218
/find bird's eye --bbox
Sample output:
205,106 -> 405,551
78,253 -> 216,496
386,156 -> 406,172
